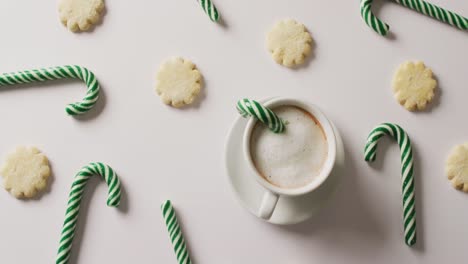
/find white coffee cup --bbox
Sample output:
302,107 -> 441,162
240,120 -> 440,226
243,97 -> 337,220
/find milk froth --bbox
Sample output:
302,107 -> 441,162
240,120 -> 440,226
250,106 -> 328,189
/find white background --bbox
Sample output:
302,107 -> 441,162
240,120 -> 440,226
0,1 -> 467,263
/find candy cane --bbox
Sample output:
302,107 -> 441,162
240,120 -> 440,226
161,200 -> 192,264
196,0 -> 220,22
236,98 -> 285,133
360,0 -> 468,36
56,162 -> 121,264
0,65 -> 100,116
364,123 -> 416,246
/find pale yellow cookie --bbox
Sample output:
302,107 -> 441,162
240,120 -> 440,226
392,61 -> 437,111
59,0 -> 105,32
266,19 -> 313,67
446,143 -> 468,192
155,57 -> 202,107
1,146 -> 51,198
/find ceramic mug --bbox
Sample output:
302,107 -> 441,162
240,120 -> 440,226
243,97 -> 337,220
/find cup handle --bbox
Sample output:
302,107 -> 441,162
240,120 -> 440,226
258,190 -> 279,220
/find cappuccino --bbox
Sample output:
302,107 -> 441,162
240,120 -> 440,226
250,106 -> 328,189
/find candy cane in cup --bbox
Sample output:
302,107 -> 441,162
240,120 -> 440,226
0,65 -> 100,116
56,162 -> 122,264
237,98 -> 285,133
360,0 -> 468,36
364,123 -> 417,246
242,98 -> 337,220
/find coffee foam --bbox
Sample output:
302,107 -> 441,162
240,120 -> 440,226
250,106 -> 328,189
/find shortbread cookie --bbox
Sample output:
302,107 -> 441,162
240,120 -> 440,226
446,143 -> 468,192
392,61 -> 437,111
266,19 -> 313,67
59,0 -> 105,32
1,147 -> 51,198
155,57 -> 202,107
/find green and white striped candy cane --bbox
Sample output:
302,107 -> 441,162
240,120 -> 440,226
360,0 -> 468,36
0,65 -> 100,115
237,98 -> 285,133
56,162 -> 122,264
161,200 -> 192,264
197,0 -> 220,22
364,123 -> 416,246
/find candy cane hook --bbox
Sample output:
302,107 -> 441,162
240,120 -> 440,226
0,65 -> 100,116
236,98 -> 285,133
56,162 -> 122,264
360,0 -> 468,36
364,123 -> 417,246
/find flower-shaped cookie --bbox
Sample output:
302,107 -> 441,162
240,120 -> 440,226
392,61 -> 437,111
155,57 -> 203,108
1,146 -> 51,198
446,143 -> 468,192
266,19 -> 313,67
58,0 -> 105,32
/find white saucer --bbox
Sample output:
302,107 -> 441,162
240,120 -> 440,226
224,104 -> 345,225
